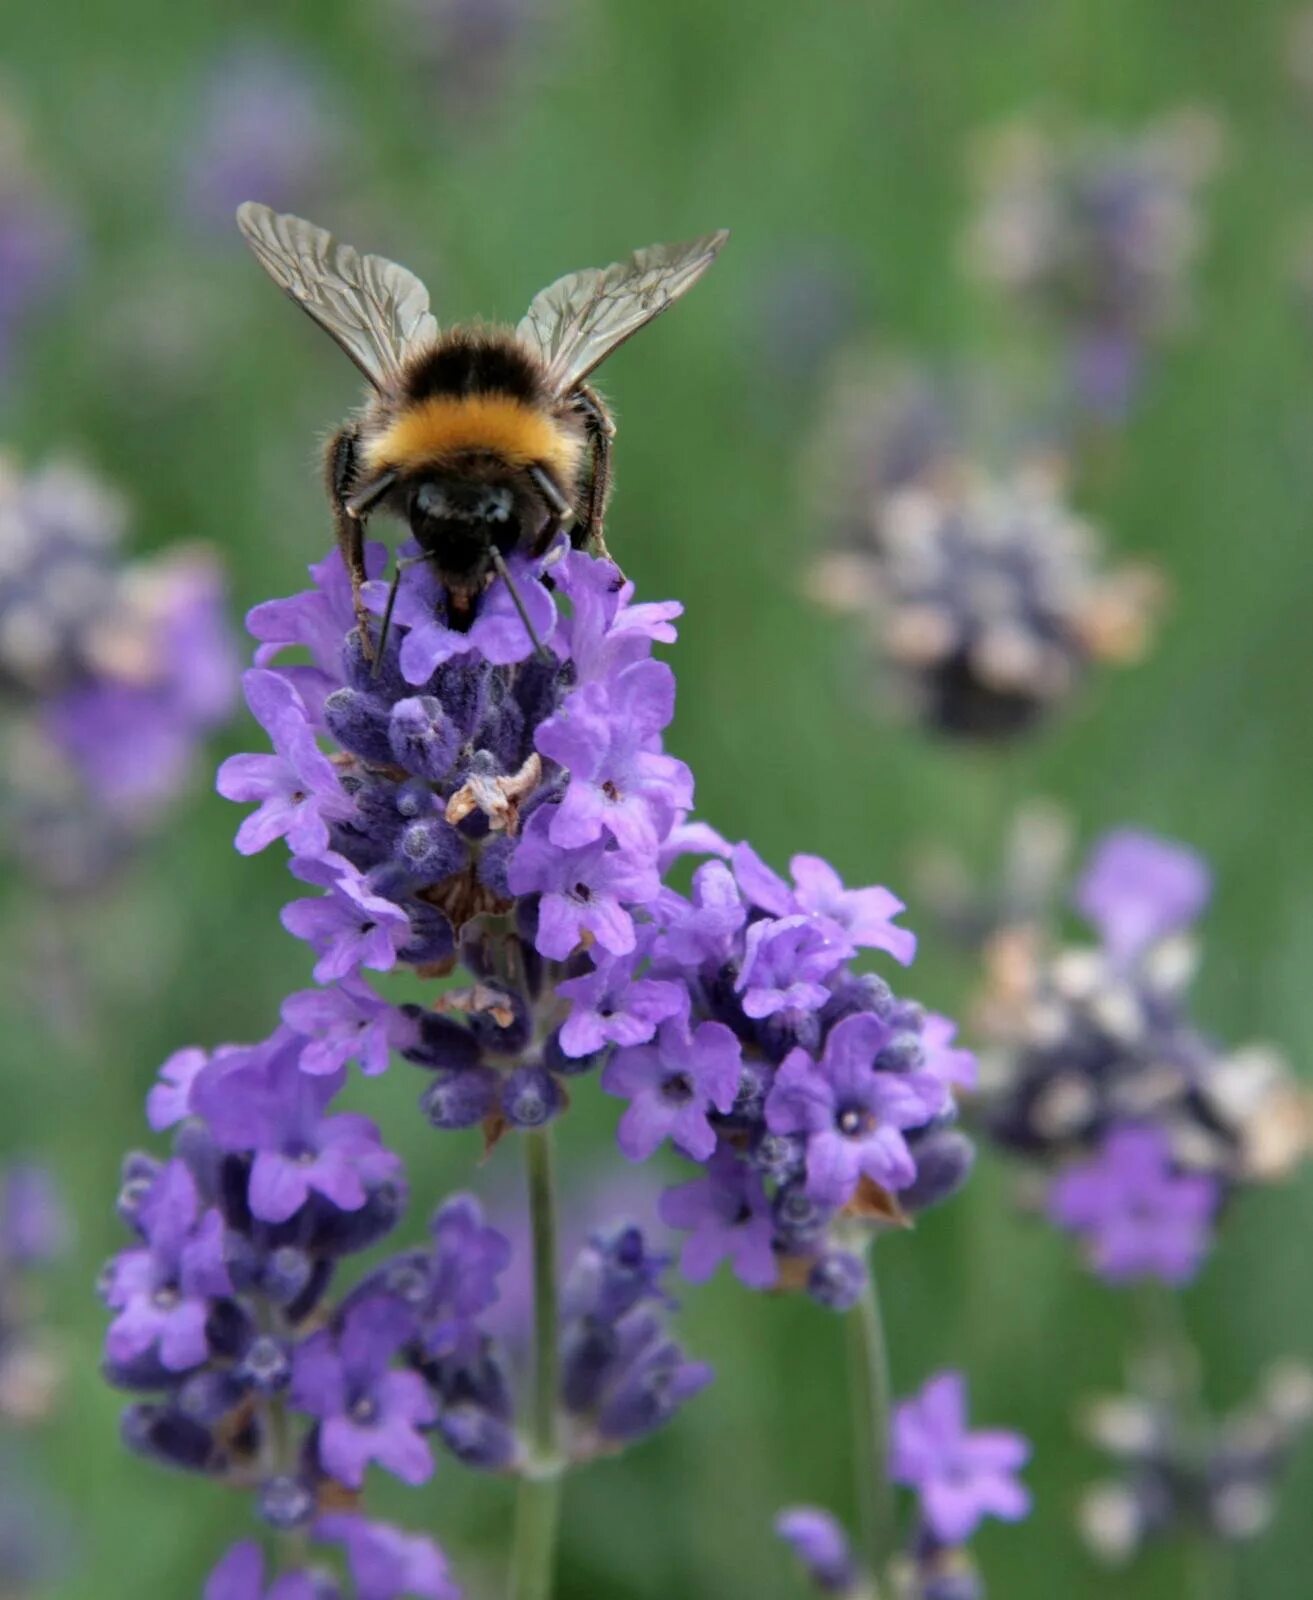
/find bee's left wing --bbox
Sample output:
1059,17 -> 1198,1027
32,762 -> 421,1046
237,202 -> 439,389
516,231 -> 729,398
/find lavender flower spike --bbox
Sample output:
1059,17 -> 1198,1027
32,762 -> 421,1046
1073,828 -> 1211,965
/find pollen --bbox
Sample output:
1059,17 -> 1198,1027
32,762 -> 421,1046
365,395 -> 584,481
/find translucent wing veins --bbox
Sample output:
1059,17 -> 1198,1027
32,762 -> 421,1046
236,202 -> 439,389
516,231 -> 729,397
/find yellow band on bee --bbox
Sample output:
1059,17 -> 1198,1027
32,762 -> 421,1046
364,395 -> 583,479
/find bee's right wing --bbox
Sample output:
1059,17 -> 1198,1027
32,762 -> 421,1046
515,231 -> 729,398
236,202 -> 439,390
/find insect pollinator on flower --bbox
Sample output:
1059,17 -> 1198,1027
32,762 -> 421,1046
236,203 -> 728,646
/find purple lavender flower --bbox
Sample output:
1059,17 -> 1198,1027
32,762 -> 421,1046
393,551 -> 557,684
1073,829 -> 1211,965
892,1371 -> 1032,1545
146,1046 -> 209,1132
736,913 -> 851,1019
555,943 -> 686,1057
282,977 -> 411,1078
658,1149 -> 777,1289
1048,1124 -> 1218,1285
536,659 -> 692,853
192,1029 -> 401,1224
218,670 -> 355,856
603,1018 -> 741,1162
413,1194 -> 512,1359
765,1013 -> 949,1205
732,844 -> 917,965
775,1507 -> 858,1594
652,858 -> 746,966
282,855 -> 417,982
183,44 -> 339,231
508,808 -> 660,961
103,1160 -> 230,1372
920,1014 -> 978,1091
292,1298 -> 437,1488
204,1542 -> 332,1600
315,1516 -> 458,1600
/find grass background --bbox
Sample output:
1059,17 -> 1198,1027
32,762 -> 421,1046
2,0 -> 1311,1595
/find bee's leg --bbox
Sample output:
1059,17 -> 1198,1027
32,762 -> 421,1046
572,383 -> 617,562
324,422 -> 376,652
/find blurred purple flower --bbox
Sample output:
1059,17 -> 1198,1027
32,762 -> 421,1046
1074,828 -> 1211,966
182,44 -> 340,231
204,1542 -> 331,1600
892,1370 -> 1032,1545
0,1165 -> 68,1265
659,1148 -> 777,1289
775,1507 -> 858,1594
103,1160 -> 231,1372
193,1028 -> 400,1223
1048,1124 -> 1218,1286
315,1516 -> 458,1600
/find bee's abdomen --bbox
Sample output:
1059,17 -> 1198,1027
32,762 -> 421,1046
403,332 -> 545,406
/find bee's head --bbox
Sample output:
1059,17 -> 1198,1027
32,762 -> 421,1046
406,475 -> 520,580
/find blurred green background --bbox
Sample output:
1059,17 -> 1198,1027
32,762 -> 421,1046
3,0 -> 1312,1596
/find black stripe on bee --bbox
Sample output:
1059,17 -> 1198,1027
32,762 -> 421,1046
403,334 -> 546,405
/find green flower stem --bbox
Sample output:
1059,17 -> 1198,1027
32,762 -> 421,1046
846,1250 -> 893,1595
509,1126 -> 564,1600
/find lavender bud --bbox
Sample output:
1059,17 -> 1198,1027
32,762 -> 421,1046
258,1474 -> 316,1531
773,1182 -> 832,1251
388,695 -> 462,779
807,1251 -> 867,1313
323,686 -> 394,764
121,1403 -> 217,1474
398,816 -> 465,879
875,1031 -> 925,1074
435,1403 -> 518,1472
421,1067 -> 500,1130
235,1334 -> 291,1395
902,1130 -> 976,1213
500,1064 -> 563,1129
401,1008 -> 483,1072
177,1369 -> 247,1424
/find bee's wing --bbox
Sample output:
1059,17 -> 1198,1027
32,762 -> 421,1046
236,202 -> 439,390
516,231 -> 729,397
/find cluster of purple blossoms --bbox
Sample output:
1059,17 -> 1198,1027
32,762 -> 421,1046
778,1371 -> 1030,1599
212,537 -> 975,1314
963,111 -> 1224,420
1077,1363 -> 1313,1564
106,1031 -> 705,1593
1,1163 -> 68,1425
382,0 -> 562,127
975,829 -> 1310,1286
0,98 -> 78,387
1,1164 -> 70,1594
181,43 -> 342,233
0,457 -> 237,885
809,453 -> 1162,741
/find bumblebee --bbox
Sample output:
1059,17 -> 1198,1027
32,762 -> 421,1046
236,203 -> 728,650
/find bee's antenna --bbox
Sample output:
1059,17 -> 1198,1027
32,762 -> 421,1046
490,547 -> 552,665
